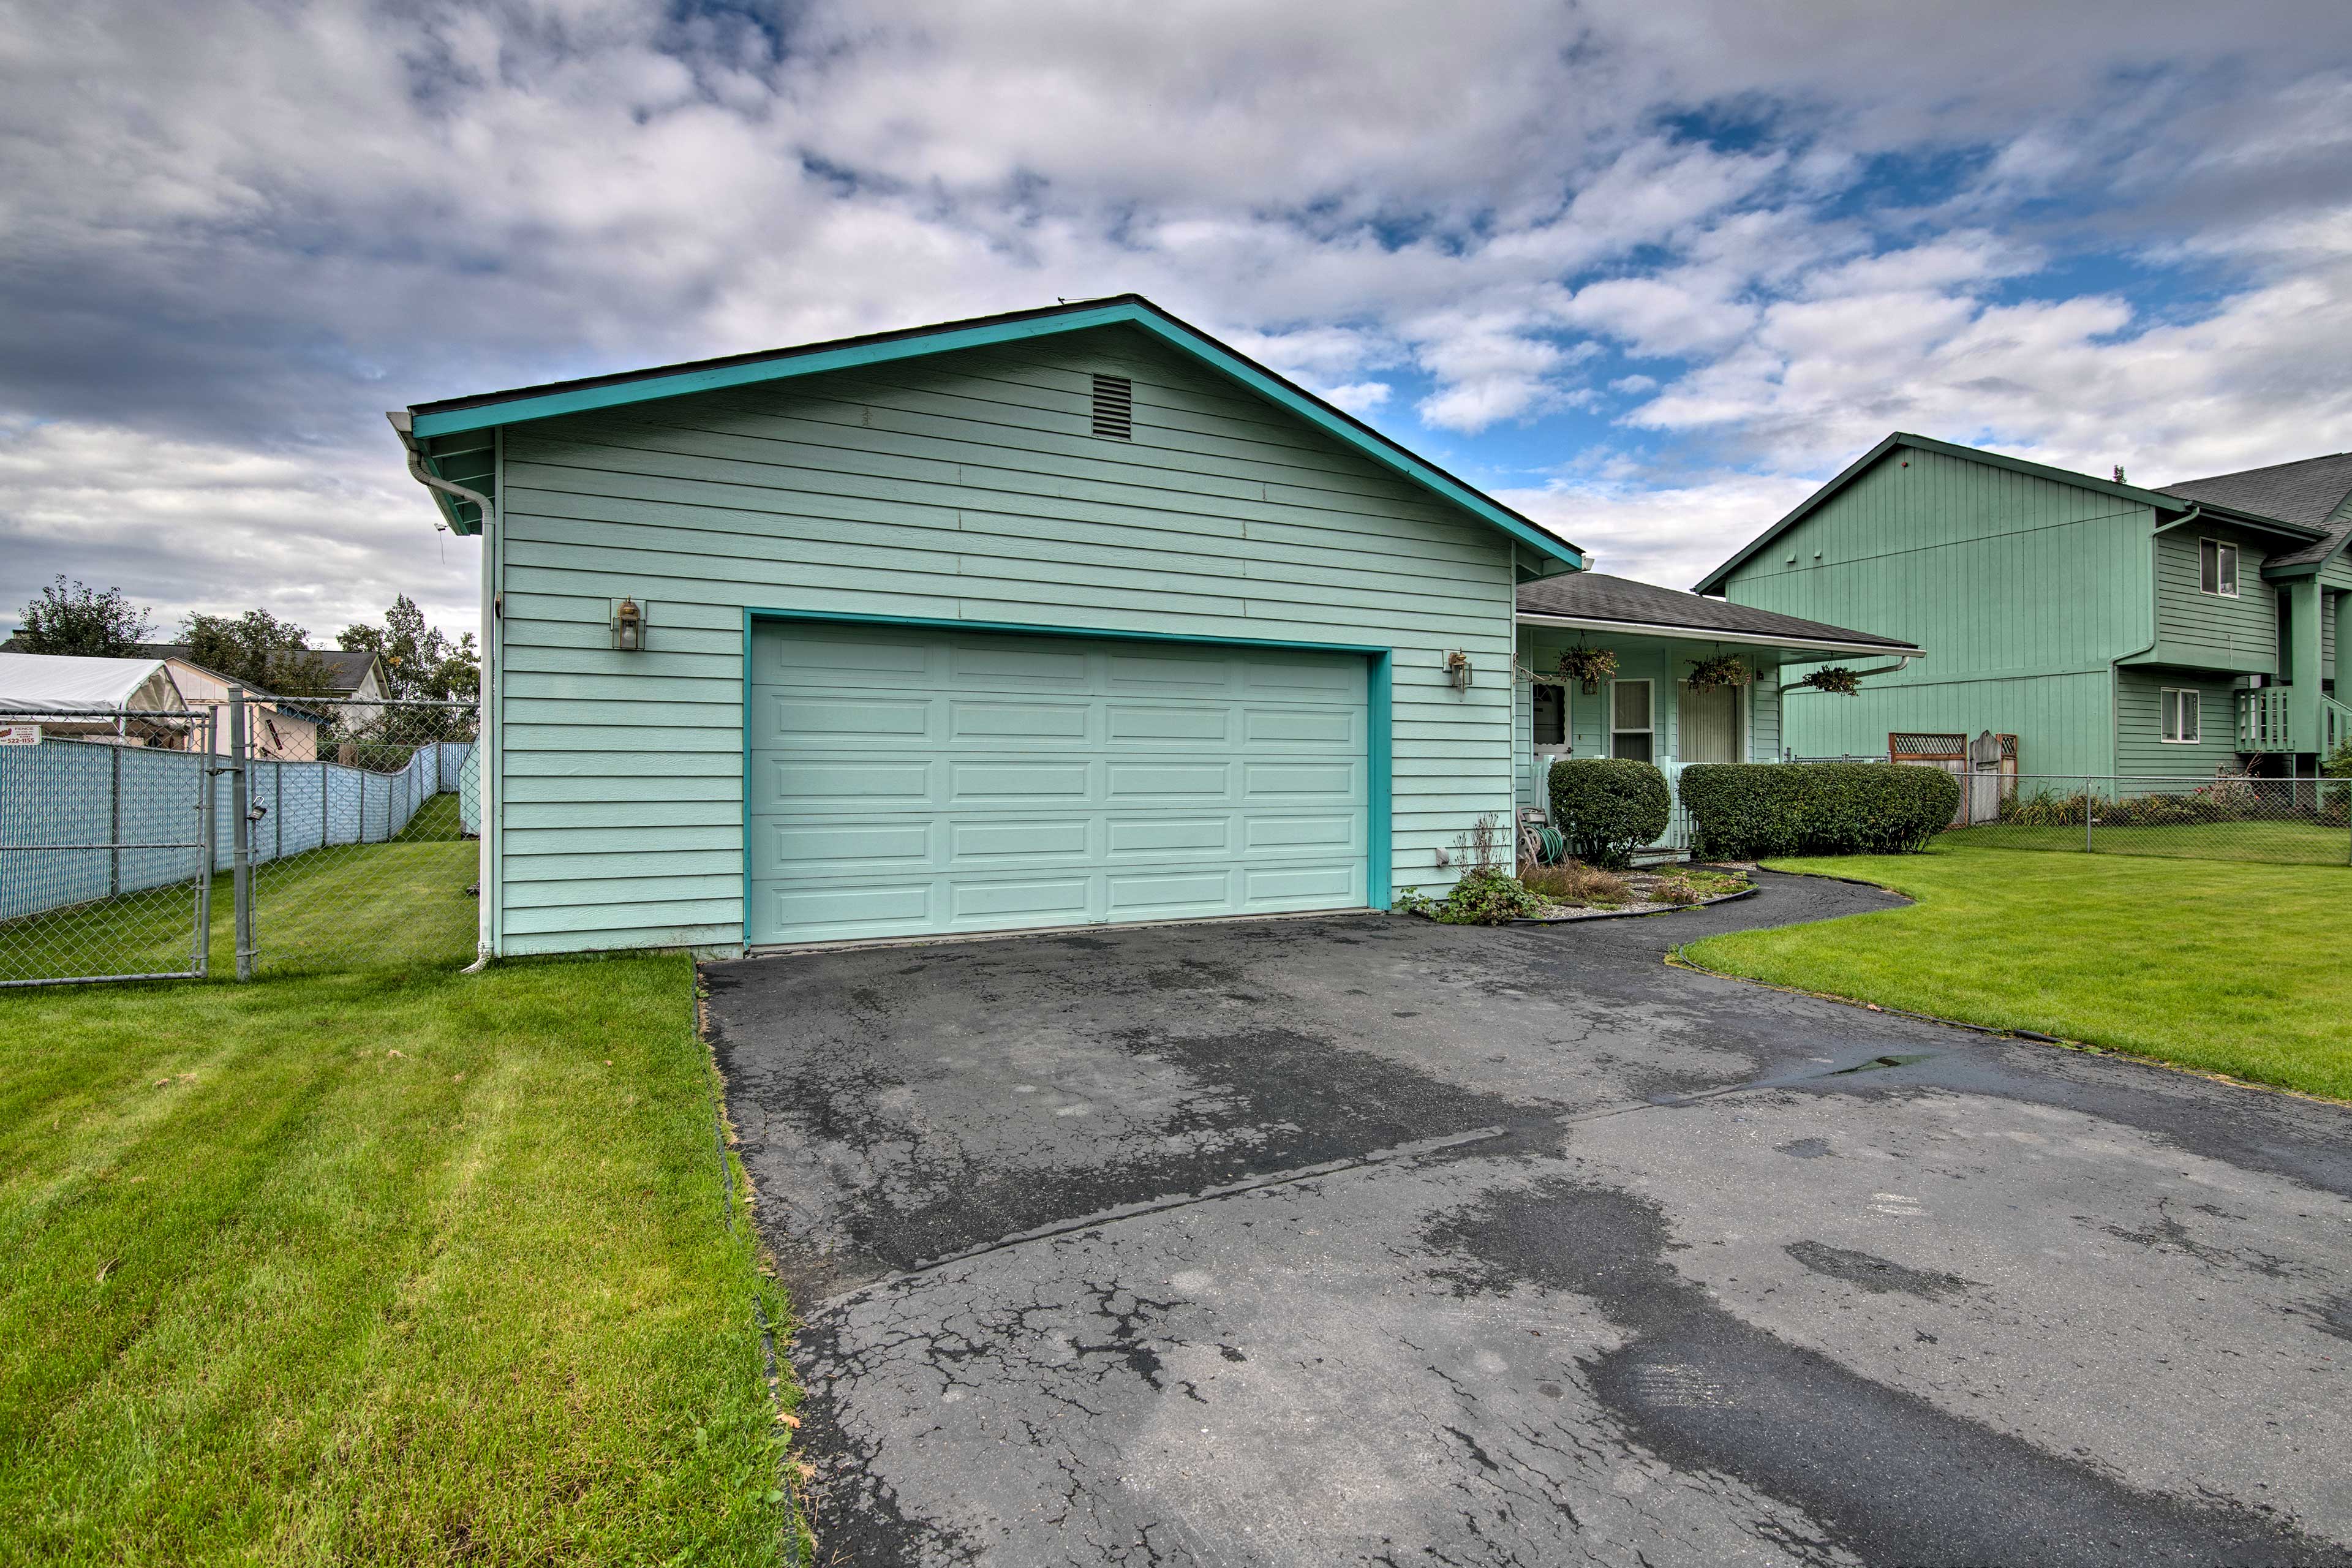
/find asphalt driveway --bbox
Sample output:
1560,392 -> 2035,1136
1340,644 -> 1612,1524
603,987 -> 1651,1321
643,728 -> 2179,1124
704,872 -> 2352,1567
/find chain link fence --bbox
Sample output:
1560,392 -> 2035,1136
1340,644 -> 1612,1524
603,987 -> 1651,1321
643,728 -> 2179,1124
0,692 -> 480,986
0,707 -> 216,986
1945,771 -> 2352,865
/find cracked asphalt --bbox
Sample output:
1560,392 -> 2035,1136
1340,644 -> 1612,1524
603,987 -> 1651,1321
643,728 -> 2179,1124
703,870 -> 2352,1567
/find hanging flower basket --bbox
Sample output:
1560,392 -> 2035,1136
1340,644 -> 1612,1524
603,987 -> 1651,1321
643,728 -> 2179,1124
1556,645 -> 1618,695
1684,653 -> 1754,690
1800,665 -> 1863,696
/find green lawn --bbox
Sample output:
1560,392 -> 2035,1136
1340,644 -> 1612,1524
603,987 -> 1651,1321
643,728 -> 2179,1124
1683,843 -> 2352,1101
0,851 -> 799,1561
1947,817 -> 2352,865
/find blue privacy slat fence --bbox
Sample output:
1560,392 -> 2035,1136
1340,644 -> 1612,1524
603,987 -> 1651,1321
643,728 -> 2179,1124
2,736 -> 477,924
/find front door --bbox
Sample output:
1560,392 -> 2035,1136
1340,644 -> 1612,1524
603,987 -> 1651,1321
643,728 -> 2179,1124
1681,684 -> 1741,764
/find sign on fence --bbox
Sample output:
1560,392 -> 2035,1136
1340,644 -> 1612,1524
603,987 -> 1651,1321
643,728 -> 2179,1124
0,724 -> 40,746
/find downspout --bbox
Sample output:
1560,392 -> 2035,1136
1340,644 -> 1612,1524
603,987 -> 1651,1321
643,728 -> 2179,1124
388,412 -> 499,973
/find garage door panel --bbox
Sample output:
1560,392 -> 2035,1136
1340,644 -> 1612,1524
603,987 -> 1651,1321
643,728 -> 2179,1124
1244,658 -> 1363,697
1106,650 -> 1242,690
1106,761 -> 1232,801
949,818 -> 1093,863
1104,703 -> 1232,744
950,643 -> 1090,686
749,624 -> 1368,944
1242,813 -> 1359,851
949,876 -> 1094,924
772,760 -> 935,805
773,634 -> 937,682
1104,816 -> 1233,857
949,761 -> 1095,804
1244,761 -> 1360,799
768,880 -> 933,933
1242,706 -> 1357,747
1107,869 -> 1234,920
1244,863 -> 1362,907
763,821 -> 935,874
948,700 -> 1093,742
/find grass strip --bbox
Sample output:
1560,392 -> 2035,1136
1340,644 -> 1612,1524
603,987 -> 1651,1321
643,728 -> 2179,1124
1683,844 -> 2352,1101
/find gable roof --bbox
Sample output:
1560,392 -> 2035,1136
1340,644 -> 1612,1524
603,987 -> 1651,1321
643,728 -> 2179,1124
389,294 -> 1584,572
1692,432 -> 2331,595
2158,452 -> 2352,573
1517,571 -> 1920,655
135,644 -> 382,698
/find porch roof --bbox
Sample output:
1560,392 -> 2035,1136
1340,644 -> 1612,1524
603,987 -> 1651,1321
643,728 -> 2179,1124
1516,572 -> 1921,658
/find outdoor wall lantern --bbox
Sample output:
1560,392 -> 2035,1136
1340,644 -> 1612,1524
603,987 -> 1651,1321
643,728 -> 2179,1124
611,597 -> 649,652
1446,650 -> 1473,690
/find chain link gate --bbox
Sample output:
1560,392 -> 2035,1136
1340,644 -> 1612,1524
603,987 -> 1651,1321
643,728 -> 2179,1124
235,693 -> 482,976
0,706 -> 217,987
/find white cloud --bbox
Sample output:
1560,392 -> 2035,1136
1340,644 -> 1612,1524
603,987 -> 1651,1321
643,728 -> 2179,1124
0,0 -> 2349,635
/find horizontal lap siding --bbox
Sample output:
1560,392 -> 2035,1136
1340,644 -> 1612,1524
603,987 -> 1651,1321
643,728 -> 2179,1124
2153,526 -> 2276,674
2114,669 -> 2244,778
494,325 -> 1518,954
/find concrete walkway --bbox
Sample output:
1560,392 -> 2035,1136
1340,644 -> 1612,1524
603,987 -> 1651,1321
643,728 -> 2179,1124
706,872 -> 2352,1567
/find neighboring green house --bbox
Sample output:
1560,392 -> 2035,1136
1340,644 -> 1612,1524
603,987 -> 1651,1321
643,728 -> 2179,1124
389,295 -> 1589,957
1511,572 -> 1921,837
1694,434 -> 2352,782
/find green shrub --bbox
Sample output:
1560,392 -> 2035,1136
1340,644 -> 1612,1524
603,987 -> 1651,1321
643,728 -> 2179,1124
1395,866 -> 1551,925
1547,758 -> 1672,869
1680,762 -> 1959,858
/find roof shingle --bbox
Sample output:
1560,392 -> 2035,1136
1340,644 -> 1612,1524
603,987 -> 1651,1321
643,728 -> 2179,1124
1518,572 -> 1917,650
2158,452 -> 2352,571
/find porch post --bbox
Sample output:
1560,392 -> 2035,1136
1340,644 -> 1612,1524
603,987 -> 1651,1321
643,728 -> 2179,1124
2334,586 -> 2351,710
2288,576 -> 2326,755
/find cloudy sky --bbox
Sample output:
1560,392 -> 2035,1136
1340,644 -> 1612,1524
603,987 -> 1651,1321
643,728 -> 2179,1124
5,1 -> 2351,643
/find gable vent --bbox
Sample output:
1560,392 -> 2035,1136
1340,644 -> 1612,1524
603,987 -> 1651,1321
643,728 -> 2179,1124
1090,374 -> 1133,440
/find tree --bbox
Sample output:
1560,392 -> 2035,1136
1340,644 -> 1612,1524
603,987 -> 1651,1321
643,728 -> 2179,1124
339,595 -> 478,703
13,577 -> 153,657
181,609 -> 337,696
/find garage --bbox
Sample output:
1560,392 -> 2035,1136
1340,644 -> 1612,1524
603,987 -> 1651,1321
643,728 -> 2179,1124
394,295 -> 1586,959
748,620 -> 1373,944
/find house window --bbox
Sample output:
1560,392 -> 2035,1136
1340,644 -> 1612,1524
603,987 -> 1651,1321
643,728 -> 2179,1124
1610,679 -> 1653,763
1532,684 -> 1565,747
2199,538 -> 2238,597
2161,687 -> 2201,744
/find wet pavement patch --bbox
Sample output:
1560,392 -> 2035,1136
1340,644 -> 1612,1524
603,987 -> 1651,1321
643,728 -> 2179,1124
1420,1177 -> 2352,1568
1783,1238 -> 1978,1301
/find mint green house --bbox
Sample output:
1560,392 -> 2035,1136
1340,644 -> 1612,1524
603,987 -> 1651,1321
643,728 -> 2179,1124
1695,434 -> 2352,782
389,296 -> 1589,957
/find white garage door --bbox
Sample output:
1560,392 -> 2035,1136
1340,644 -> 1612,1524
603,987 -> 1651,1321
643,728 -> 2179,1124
747,622 -> 1371,946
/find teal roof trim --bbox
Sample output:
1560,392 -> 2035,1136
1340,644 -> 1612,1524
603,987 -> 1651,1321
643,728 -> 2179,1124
401,295 -> 1583,571
1692,431 -> 2326,594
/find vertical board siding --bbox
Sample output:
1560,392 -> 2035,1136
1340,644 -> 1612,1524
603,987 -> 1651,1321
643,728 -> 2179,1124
494,323 -> 1518,954
1721,449 -> 2143,778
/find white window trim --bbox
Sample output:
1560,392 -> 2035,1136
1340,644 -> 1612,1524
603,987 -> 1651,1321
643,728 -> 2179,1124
1610,677 -> 1654,760
2160,687 -> 2201,744
2199,538 -> 2239,598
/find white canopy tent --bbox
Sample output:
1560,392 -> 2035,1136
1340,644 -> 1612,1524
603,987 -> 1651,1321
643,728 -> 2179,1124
0,654 -> 194,745
0,653 -> 189,713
